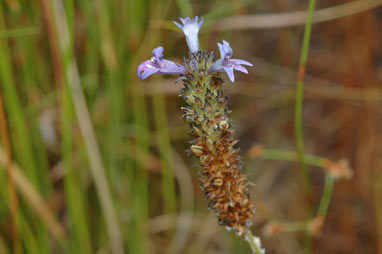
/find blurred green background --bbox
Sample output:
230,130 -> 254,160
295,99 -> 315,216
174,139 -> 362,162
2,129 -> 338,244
0,0 -> 381,253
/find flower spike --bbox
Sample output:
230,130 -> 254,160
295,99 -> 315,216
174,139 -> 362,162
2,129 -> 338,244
137,47 -> 186,80
174,16 -> 203,53
209,40 -> 253,82
137,19 -> 263,250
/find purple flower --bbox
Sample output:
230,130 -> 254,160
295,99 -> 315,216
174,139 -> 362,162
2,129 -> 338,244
209,40 -> 253,82
137,47 -> 186,80
174,16 -> 203,53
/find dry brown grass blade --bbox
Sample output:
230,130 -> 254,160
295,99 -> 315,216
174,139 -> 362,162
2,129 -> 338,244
214,0 -> 381,30
0,146 -> 65,239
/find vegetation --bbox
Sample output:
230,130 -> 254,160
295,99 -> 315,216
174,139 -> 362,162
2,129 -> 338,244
0,0 -> 380,253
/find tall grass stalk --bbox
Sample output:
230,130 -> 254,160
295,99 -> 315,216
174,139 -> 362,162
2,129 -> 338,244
0,1 -> 39,190
62,77 -> 92,254
294,0 -> 316,252
0,90 -> 20,253
0,4 -> 51,253
49,0 -> 124,253
295,0 -> 316,196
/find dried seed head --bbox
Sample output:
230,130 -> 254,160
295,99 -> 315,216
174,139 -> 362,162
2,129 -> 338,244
181,50 -> 254,237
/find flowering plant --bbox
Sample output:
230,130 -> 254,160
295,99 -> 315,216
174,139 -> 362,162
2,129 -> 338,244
138,16 -> 264,253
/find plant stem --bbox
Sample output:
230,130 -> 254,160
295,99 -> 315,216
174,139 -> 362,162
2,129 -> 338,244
257,148 -> 327,168
294,0 -> 316,252
245,230 -> 265,254
295,0 -> 316,196
317,175 -> 335,217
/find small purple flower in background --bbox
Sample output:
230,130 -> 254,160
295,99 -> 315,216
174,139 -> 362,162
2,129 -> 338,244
209,40 -> 253,82
174,16 -> 203,53
137,46 -> 186,80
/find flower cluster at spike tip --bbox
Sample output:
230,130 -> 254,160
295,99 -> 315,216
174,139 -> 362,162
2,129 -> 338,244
137,16 -> 253,82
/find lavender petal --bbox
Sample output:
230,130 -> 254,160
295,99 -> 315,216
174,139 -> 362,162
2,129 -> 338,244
137,47 -> 186,80
223,67 -> 235,82
233,64 -> 249,74
231,59 -> 253,66
174,16 -> 203,53
139,68 -> 158,80
161,60 -> 186,74
152,46 -> 164,60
